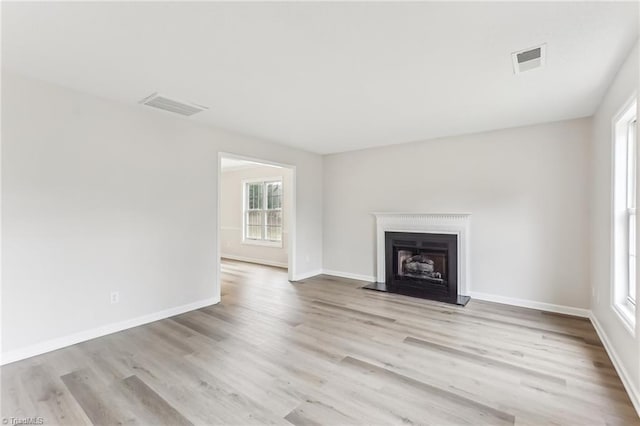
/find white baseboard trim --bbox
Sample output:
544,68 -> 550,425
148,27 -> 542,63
467,291 -> 591,318
314,271 -> 590,317
292,269 -> 323,281
221,254 -> 287,269
590,313 -> 640,416
322,269 -> 376,283
0,296 -> 220,366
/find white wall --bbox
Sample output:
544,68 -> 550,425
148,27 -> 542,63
1,72 -> 323,361
590,41 -> 639,410
221,165 -> 292,267
323,118 -> 591,311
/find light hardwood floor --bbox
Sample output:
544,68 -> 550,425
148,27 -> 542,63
2,260 -> 638,425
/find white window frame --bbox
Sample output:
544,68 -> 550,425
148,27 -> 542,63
242,177 -> 283,248
611,94 -> 637,334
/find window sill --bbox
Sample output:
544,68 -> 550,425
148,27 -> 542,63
242,239 -> 283,248
612,301 -> 636,336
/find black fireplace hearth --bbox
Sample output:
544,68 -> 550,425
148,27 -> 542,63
363,231 -> 470,306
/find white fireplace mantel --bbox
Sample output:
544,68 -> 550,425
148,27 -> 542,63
372,213 -> 471,295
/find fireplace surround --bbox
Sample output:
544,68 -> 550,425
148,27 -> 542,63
364,213 -> 471,305
384,231 -> 463,303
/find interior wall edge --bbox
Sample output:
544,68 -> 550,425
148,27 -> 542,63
590,311 -> 640,416
468,291 -> 590,318
0,296 -> 219,366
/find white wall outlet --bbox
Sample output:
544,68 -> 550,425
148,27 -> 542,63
305,255 -> 310,262
110,291 -> 119,304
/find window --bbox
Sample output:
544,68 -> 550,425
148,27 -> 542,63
628,117 -> 637,305
613,96 -> 637,332
243,179 -> 283,247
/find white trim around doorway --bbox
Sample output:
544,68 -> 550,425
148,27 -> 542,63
217,152 -> 297,300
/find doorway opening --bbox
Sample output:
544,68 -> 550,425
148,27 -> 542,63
216,153 -> 296,301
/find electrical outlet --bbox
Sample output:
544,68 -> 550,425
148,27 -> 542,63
110,291 -> 119,304
305,255 -> 310,262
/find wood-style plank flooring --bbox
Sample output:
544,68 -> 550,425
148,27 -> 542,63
2,260 -> 638,425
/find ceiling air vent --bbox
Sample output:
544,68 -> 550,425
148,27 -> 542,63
511,44 -> 546,74
139,93 -> 208,116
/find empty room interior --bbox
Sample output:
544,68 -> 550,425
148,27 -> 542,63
2,1 -> 640,425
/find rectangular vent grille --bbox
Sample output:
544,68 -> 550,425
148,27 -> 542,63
139,93 -> 208,116
516,47 -> 541,63
512,44 -> 546,74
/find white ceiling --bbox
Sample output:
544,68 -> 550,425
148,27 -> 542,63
2,2 -> 638,154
